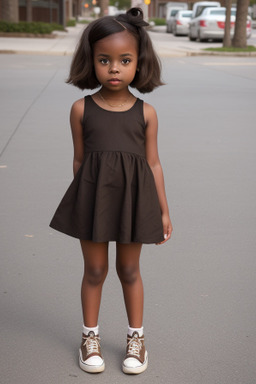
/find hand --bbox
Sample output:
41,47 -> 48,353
156,213 -> 173,245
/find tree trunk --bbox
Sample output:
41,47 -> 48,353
75,0 -> 80,21
99,0 -> 109,17
26,0 -> 32,22
232,0 -> 249,48
223,0 -> 232,47
1,0 -> 19,22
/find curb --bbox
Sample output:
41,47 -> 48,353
0,32 -> 57,38
190,50 -> 256,57
0,49 -> 73,56
1,49 -> 256,57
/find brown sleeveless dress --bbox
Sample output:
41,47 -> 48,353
50,95 -> 164,244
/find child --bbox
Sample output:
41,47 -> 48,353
50,7 -> 172,375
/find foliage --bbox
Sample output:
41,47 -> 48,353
109,0 -> 131,10
78,19 -> 91,24
0,21 -> 65,34
149,18 -> 166,26
204,45 -> 256,52
67,19 -> 76,27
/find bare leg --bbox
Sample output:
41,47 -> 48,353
116,243 -> 143,328
80,240 -> 109,327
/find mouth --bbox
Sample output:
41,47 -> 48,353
108,78 -> 121,84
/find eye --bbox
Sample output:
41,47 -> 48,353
122,58 -> 131,65
99,58 -> 109,65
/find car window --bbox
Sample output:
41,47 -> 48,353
210,10 -> 225,15
210,9 -> 236,16
171,10 -> 179,16
196,5 -> 218,17
182,13 -> 192,18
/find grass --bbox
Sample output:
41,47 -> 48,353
78,19 -> 92,24
204,45 -> 256,52
67,19 -> 76,27
149,18 -> 166,26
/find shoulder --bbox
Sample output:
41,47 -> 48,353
70,97 -> 86,124
70,98 -> 84,124
71,97 -> 84,115
142,102 -> 158,126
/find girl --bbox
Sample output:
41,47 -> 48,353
50,8 -> 172,375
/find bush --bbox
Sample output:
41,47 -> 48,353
0,21 -> 65,34
50,22 -> 66,31
78,19 -> 91,24
67,19 -> 76,27
149,18 -> 165,26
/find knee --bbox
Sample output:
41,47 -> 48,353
85,265 -> 108,286
116,264 -> 139,285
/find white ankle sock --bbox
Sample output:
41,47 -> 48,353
83,324 -> 99,336
128,325 -> 144,337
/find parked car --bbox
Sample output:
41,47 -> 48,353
189,7 -> 252,42
172,10 -> 193,36
246,15 -> 252,39
191,1 -> 221,19
166,2 -> 188,33
165,2 -> 188,21
167,8 -> 183,33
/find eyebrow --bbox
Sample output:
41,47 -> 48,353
96,53 -> 134,57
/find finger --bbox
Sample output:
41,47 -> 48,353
156,232 -> 171,245
167,224 -> 173,237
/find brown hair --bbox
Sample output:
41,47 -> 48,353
67,8 -> 163,93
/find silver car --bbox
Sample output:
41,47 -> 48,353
166,9 -> 181,33
189,7 -> 251,42
172,10 -> 193,36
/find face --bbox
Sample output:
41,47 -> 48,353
93,30 -> 138,91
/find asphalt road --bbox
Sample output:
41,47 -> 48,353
149,26 -> 256,56
1,54 -> 256,384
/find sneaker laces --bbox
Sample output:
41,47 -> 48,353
83,332 -> 100,355
127,333 -> 143,358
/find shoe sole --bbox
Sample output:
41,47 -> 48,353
122,351 -> 148,375
79,349 -> 105,373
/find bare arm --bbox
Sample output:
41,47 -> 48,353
70,98 -> 84,177
144,103 -> 173,244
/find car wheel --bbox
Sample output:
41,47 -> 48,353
198,30 -> 207,42
189,32 -> 196,41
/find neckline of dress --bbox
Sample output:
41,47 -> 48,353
90,95 -> 139,113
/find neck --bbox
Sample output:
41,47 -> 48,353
98,89 -> 132,108
100,88 -> 130,99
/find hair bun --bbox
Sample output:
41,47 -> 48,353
118,7 -> 149,28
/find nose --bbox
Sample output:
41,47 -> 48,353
109,61 -> 120,74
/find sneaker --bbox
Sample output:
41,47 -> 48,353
79,331 -> 105,373
122,331 -> 148,374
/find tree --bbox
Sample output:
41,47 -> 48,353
1,0 -> 19,22
73,0 -> 81,21
109,0 -> 131,10
232,0 -> 250,48
223,0 -> 232,47
26,0 -> 32,22
99,0 -> 109,17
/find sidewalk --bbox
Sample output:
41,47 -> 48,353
0,24 -> 84,56
0,23 -> 255,57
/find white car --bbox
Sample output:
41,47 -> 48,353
189,7 -> 252,42
166,8 -> 182,33
172,10 -> 193,36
